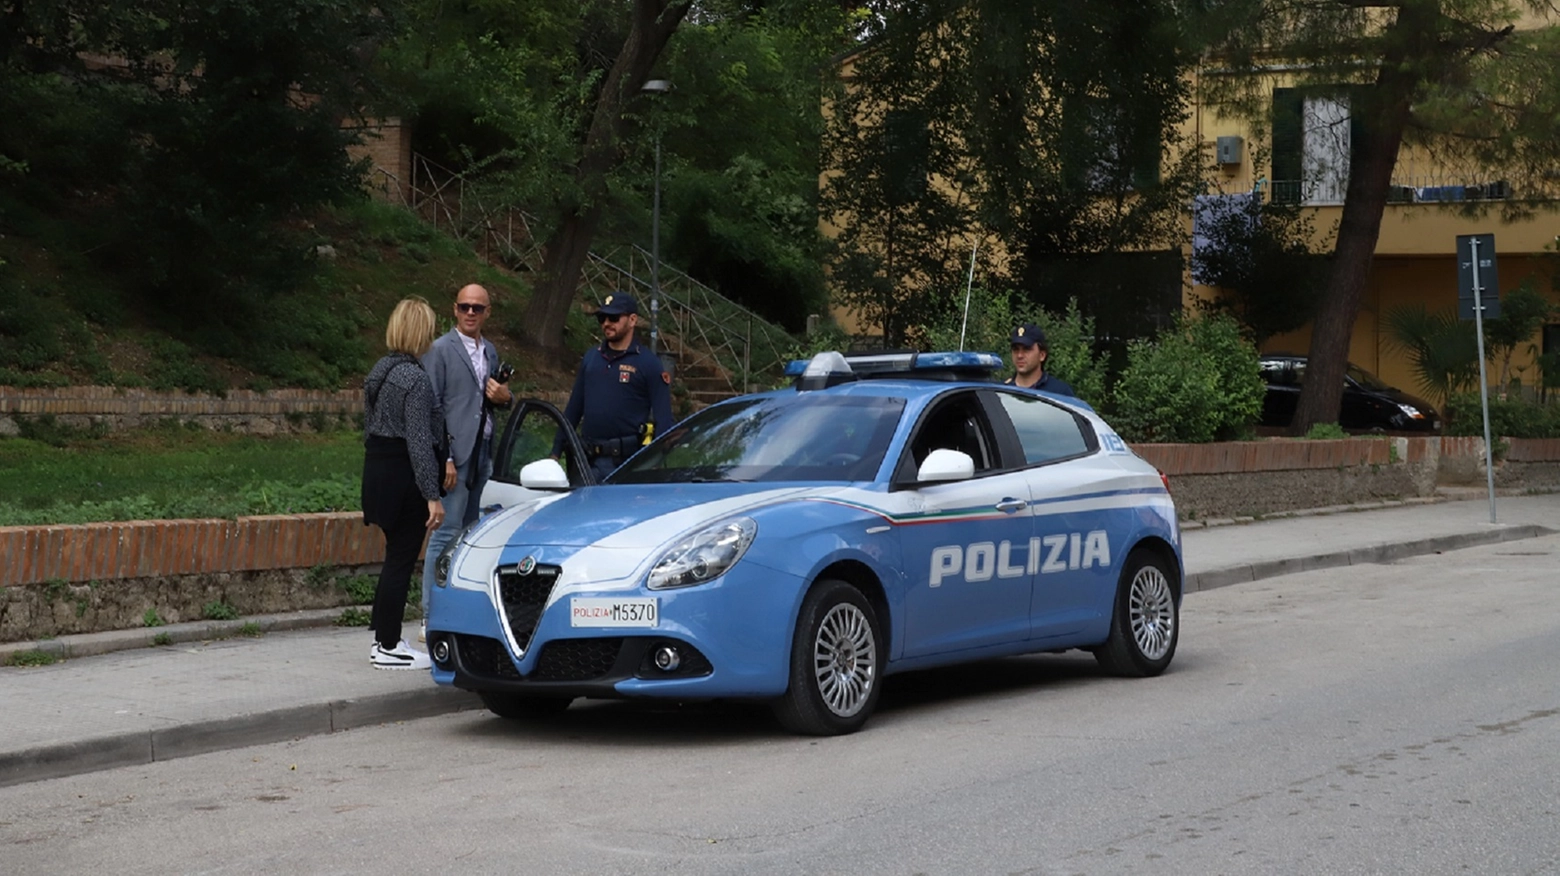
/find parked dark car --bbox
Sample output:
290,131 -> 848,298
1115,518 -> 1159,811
1259,355 -> 1442,433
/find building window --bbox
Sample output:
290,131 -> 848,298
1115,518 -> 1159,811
1272,87 -> 1357,205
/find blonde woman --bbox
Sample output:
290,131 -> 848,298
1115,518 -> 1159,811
361,297 -> 447,670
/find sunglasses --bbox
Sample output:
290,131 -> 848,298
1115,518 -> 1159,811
596,312 -> 627,323
456,302 -> 488,315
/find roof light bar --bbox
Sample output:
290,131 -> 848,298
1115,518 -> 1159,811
783,350 -> 1003,377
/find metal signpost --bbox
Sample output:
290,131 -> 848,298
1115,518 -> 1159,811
1456,233 -> 1499,523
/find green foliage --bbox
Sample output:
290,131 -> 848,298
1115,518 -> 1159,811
1304,422 -> 1349,440
1110,313 -> 1265,443
1193,194 -> 1330,344
1383,304 -> 1479,405
336,607 -> 372,627
202,601 -> 239,621
152,632 -> 173,646
0,429 -> 364,526
305,563 -> 335,589
1386,284 -> 1556,407
823,2 -> 1203,346
142,608 -> 165,628
339,574 -> 379,606
14,414 -> 109,448
0,0 -> 396,389
3,649 -> 60,667
916,291 -> 1109,408
236,622 -> 263,637
1444,395 -> 1560,439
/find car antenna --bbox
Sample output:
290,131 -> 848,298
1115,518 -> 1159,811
958,239 -> 978,351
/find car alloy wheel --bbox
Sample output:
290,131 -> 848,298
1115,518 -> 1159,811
772,579 -> 884,736
813,601 -> 877,718
1128,563 -> 1175,662
1095,547 -> 1179,677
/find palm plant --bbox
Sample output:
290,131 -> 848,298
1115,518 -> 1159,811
1382,305 -> 1479,406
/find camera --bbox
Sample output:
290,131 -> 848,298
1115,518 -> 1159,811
495,361 -> 515,384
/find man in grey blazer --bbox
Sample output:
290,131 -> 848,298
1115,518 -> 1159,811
420,283 -> 514,624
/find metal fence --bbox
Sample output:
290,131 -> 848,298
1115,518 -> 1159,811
372,155 -> 799,394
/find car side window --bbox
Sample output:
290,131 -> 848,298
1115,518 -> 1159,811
994,391 -> 1092,466
906,393 -> 997,473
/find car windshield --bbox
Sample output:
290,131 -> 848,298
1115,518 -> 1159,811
1345,363 -> 1393,392
609,393 -> 906,484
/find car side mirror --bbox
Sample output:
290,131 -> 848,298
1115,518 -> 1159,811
917,448 -> 975,483
519,458 -> 571,491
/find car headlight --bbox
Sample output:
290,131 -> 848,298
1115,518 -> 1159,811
1396,403 -> 1424,419
433,521 -> 478,587
648,517 -> 757,590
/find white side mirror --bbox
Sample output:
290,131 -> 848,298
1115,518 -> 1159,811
917,448 -> 975,483
519,458 -> 571,490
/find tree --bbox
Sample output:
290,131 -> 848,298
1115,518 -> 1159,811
1197,0 -> 1560,435
520,0 -> 694,353
1192,193 -> 1331,345
822,1 -> 1206,346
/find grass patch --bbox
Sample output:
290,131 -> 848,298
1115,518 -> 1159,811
0,426 -> 365,525
142,608 -> 165,628
152,632 -> 173,646
235,622 -> 263,637
4,649 -> 60,667
335,607 -> 371,627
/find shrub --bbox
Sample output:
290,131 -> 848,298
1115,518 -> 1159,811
1304,422 -> 1349,440
1109,312 -> 1265,443
1444,394 -> 1560,439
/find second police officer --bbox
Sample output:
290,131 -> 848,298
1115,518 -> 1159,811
559,292 -> 676,479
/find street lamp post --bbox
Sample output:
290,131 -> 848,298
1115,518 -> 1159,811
641,79 -> 672,360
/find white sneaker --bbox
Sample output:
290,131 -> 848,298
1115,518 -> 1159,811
371,640 -> 431,670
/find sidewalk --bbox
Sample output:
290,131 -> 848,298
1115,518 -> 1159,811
2,492 -> 1555,788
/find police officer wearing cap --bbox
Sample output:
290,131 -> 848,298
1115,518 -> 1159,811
1006,322 -> 1076,396
560,292 -> 676,479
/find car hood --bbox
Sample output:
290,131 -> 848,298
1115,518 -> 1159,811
1365,384 -> 1439,415
467,482 -> 838,550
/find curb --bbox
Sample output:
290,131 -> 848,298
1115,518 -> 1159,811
0,686 -> 480,789
1185,523 -> 1555,592
0,608 -> 352,664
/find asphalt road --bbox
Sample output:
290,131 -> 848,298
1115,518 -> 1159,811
2,536 -> 1558,875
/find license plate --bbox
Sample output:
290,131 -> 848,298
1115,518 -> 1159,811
569,597 -> 659,628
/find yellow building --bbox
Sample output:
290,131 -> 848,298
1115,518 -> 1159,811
1187,62 -> 1560,400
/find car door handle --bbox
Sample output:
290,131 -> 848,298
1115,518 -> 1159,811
995,498 -> 1027,513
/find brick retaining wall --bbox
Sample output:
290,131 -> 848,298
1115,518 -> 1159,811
1,433 -> 1557,642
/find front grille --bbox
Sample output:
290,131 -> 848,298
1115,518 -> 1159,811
532,638 -> 624,682
495,563 -> 561,651
456,635 -> 521,680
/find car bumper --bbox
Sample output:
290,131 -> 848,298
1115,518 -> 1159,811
427,563 -> 803,700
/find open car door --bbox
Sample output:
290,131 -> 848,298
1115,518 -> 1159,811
480,399 -> 595,511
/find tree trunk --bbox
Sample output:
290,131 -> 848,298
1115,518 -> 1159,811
1288,8 -> 1428,435
520,0 -> 693,352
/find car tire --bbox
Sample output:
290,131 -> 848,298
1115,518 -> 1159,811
1093,547 -> 1179,677
479,691 -> 574,720
771,579 -> 883,736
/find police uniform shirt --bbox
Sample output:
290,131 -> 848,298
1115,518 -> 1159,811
562,340 -> 676,444
1005,372 -> 1076,397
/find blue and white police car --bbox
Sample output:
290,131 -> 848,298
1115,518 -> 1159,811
426,351 -> 1181,735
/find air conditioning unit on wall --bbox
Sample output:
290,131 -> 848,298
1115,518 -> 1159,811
1215,136 -> 1243,166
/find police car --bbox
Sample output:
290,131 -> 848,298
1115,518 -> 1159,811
427,351 -> 1181,735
